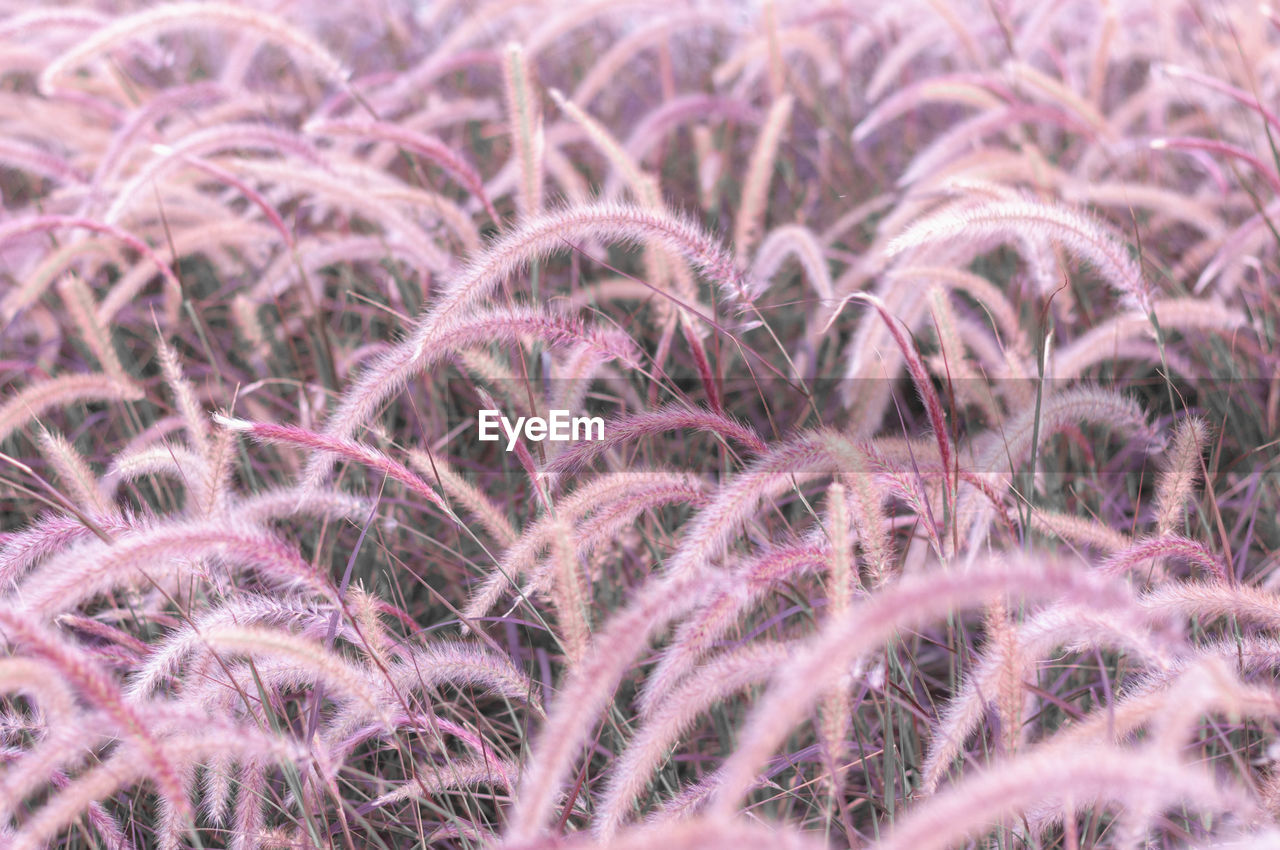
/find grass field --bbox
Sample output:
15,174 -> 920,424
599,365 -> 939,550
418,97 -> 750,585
2,1 -> 1280,847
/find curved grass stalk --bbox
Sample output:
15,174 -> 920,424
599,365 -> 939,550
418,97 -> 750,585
544,404 -> 765,477
196,624 -> 390,724
516,474 -> 709,611
7,722 -> 302,850
505,570 -> 704,841
406,450 -> 518,549
706,559 -> 1135,813
920,599 -> 1181,793
637,540 -> 828,719
39,2 -> 349,95
854,74 -> 1004,143
596,642 -> 789,839
0,372 -> 143,446
304,118 -> 499,223
1101,534 -> 1227,583
463,471 -> 707,624
304,201 -> 751,486
0,611 -> 192,828
9,518 -> 334,616
127,595 -> 353,698
623,94 -> 760,164
888,197 -> 1153,313
386,641 -> 538,708
880,743 -> 1250,850
570,11 -> 734,106
103,123 -> 324,225
367,755 -> 517,809
753,224 -> 834,302
0,216 -> 183,316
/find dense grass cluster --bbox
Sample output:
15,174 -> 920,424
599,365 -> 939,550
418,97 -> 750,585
1,0 -> 1279,848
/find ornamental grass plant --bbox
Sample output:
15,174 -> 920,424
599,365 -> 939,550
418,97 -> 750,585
1,2 -> 1279,848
